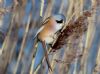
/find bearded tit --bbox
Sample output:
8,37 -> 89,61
33,14 -> 66,71
34,14 -> 66,44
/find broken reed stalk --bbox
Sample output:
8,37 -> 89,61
51,10 -> 92,52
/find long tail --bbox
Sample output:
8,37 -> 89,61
31,41 -> 45,72
30,36 -> 52,73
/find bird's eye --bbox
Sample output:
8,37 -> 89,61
56,19 -> 63,23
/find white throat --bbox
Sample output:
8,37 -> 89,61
54,24 -> 63,31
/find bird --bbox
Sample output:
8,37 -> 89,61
33,14 -> 66,72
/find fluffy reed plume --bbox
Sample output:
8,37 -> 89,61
47,11 -> 92,74
51,11 -> 92,51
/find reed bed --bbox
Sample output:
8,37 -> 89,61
0,0 -> 100,74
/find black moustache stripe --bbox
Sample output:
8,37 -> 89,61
56,19 -> 63,23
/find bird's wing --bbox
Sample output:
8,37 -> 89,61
42,17 -> 50,25
33,17 -> 50,39
33,25 -> 44,40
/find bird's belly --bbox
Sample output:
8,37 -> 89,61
38,29 -> 55,44
44,36 -> 54,44
38,33 -> 54,44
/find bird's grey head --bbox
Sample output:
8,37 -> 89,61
52,14 -> 66,24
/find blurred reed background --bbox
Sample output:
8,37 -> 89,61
0,0 -> 100,74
